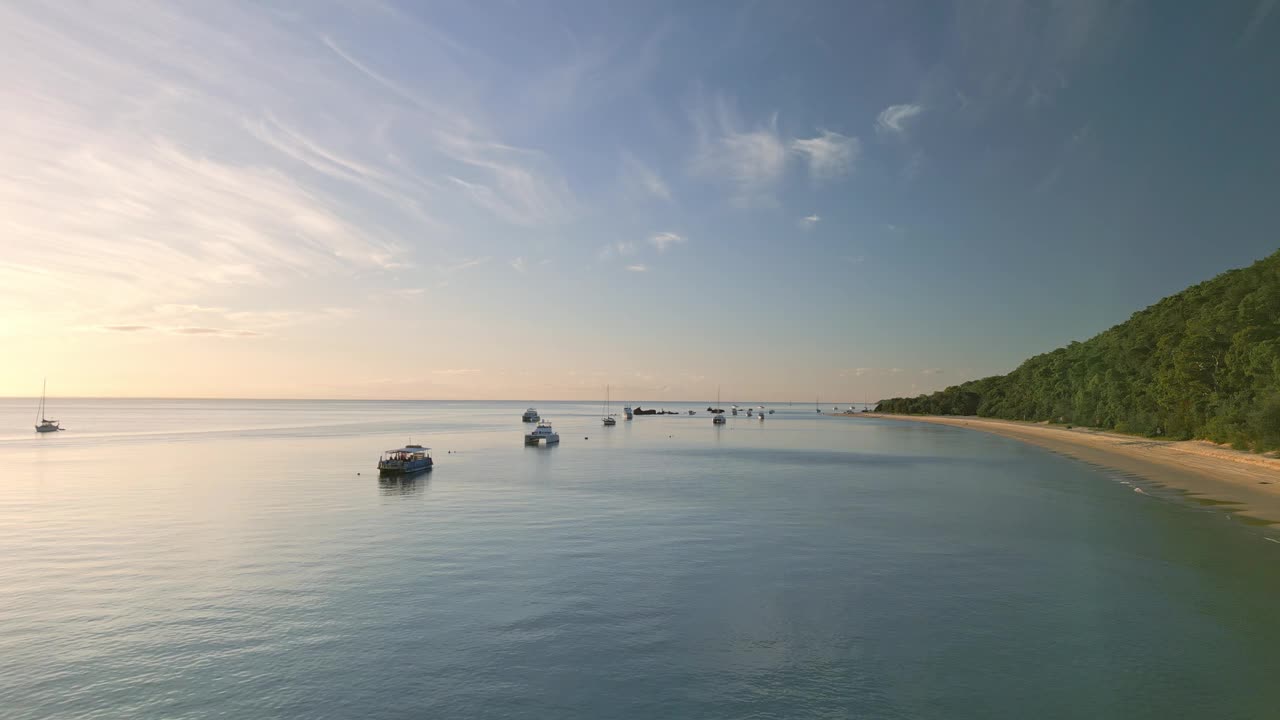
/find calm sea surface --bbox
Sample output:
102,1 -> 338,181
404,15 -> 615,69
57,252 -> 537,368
2,399 -> 1279,719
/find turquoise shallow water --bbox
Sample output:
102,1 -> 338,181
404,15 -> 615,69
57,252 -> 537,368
2,399 -> 1279,719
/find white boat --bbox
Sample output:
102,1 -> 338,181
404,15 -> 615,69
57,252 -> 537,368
731,405 -> 738,416
34,379 -> 62,433
525,420 -> 560,445
623,405 -> 633,420
602,385 -> 616,426
713,387 -> 726,425
522,408 -> 540,422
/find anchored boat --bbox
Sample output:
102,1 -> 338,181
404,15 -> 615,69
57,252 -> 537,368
34,379 -> 62,433
378,445 -> 433,474
602,385 -> 616,426
522,408 -> 540,422
525,420 -> 560,445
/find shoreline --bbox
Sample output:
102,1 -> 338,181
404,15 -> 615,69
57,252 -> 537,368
845,413 -> 1280,524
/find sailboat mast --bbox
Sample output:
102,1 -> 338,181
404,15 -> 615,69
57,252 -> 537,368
37,378 -> 46,423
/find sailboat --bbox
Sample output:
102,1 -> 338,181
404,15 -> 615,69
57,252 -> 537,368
34,379 -> 62,433
816,396 -> 822,414
602,385 -> 617,426
713,387 -> 726,425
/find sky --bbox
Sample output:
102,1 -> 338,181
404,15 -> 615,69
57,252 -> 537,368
1,1 -> 1278,402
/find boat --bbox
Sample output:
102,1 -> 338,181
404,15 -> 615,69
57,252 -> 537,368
525,420 -> 560,445
624,405 -> 633,420
731,405 -> 739,416
522,408 -> 540,422
713,387 -> 727,425
602,385 -> 616,426
688,410 -> 696,415
632,406 -> 658,416
377,444 -> 433,474
768,409 -> 774,414
34,379 -> 62,433
816,396 -> 821,414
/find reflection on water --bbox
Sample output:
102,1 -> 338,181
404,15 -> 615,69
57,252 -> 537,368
3,400 -> 1280,719
378,473 -> 428,496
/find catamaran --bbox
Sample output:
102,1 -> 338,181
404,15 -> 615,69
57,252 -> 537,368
34,379 -> 62,433
525,420 -> 560,445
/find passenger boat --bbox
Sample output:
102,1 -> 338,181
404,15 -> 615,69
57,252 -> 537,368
522,408 -> 540,422
378,445 -> 433,474
525,420 -> 560,445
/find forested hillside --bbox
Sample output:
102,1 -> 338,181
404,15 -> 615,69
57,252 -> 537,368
876,251 -> 1280,451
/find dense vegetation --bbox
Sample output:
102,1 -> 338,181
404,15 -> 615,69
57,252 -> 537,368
876,251 -> 1280,451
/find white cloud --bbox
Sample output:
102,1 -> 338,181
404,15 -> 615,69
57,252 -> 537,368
620,151 -> 671,201
648,232 -> 685,252
876,104 -> 924,134
510,257 -> 526,273
626,264 -> 648,272
690,94 -> 786,206
1241,0 -> 1278,45
441,256 -> 491,273
799,214 -> 821,228
0,1 -> 591,343
790,130 -> 859,181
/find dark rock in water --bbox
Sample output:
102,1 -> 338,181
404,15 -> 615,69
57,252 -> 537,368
632,406 -> 658,415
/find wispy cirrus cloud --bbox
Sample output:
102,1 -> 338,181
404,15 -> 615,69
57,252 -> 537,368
626,264 -> 648,272
791,130 -> 859,181
1240,0 -> 1278,46
0,0 -> 585,344
690,94 -> 787,206
99,324 -> 262,338
620,151 -> 672,201
799,214 -> 821,229
648,232 -> 685,252
876,104 -> 924,135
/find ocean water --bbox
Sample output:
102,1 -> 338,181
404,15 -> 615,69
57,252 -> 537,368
2,399 -> 1279,719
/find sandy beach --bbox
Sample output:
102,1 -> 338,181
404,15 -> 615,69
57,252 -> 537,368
850,414 -> 1280,524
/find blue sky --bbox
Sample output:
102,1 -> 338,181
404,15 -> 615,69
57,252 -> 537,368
1,1 -> 1278,400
